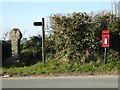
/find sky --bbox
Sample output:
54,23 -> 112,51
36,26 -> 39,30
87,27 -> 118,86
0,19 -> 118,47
0,2 -> 112,40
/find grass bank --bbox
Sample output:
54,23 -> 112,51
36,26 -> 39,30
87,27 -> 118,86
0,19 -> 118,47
2,58 -> 118,77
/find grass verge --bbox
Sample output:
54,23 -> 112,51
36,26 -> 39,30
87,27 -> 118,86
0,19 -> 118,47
2,59 -> 118,77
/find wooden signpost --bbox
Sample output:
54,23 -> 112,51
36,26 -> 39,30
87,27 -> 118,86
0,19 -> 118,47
33,18 -> 45,63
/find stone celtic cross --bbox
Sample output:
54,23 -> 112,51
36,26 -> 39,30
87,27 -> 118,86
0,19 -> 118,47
9,28 -> 22,59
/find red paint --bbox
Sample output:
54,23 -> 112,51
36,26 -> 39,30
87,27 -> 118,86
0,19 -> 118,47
102,30 -> 110,48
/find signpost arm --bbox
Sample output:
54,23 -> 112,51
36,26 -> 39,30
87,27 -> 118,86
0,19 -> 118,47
104,48 -> 107,64
42,18 -> 45,63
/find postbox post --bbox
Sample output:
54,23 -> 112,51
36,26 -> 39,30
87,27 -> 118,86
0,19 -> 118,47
104,48 -> 107,64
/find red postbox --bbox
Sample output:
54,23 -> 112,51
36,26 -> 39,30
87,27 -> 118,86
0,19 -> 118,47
102,30 -> 110,48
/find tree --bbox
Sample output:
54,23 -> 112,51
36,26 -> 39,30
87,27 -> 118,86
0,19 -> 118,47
21,35 -> 42,62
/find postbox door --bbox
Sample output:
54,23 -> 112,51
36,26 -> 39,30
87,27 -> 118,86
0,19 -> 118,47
102,36 -> 109,46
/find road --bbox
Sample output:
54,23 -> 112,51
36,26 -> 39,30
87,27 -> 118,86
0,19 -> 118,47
2,75 -> 118,88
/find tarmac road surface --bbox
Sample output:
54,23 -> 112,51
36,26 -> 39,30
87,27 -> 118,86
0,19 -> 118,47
2,75 -> 118,88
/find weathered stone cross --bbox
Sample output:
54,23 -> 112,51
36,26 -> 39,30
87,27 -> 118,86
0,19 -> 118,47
9,28 -> 22,60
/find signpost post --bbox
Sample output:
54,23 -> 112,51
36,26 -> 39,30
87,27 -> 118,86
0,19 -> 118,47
102,30 -> 110,64
33,18 -> 45,63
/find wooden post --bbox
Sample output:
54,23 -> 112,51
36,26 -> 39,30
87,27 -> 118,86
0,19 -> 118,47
42,18 -> 45,63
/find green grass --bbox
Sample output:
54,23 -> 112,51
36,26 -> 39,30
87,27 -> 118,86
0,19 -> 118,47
2,58 -> 118,76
